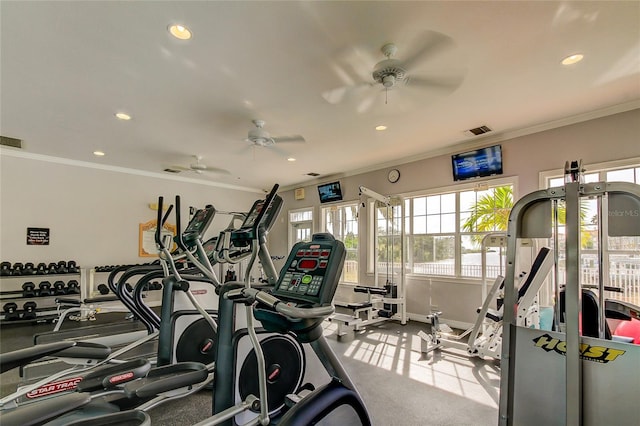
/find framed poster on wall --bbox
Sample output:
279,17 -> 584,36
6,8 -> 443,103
138,219 -> 177,257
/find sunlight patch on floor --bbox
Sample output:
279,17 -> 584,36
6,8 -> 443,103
323,322 -> 500,408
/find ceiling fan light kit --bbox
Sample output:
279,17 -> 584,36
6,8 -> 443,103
372,44 -> 406,89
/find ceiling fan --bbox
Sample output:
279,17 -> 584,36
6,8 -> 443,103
169,155 -> 230,175
244,119 -> 305,147
322,31 -> 465,110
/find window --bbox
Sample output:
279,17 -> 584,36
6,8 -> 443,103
404,179 -> 515,278
288,208 -> 313,249
542,159 -> 640,305
322,203 -> 359,283
370,200 -> 403,280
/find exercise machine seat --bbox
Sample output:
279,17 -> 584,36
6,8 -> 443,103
559,289 -> 612,339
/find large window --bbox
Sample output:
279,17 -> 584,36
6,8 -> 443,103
543,159 -> 640,305
322,203 -> 359,283
404,179 -> 514,278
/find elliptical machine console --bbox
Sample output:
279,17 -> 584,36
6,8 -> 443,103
254,234 -> 346,343
273,233 -> 345,306
181,204 -> 216,246
231,195 -> 283,248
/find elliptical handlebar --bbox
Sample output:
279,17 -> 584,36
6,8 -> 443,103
225,287 -> 335,319
174,195 -> 186,251
154,196 -> 174,250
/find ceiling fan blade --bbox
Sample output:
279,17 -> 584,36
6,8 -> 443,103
170,165 -> 192,171
401,30 -> 455,71
269,144 -> 290,158
405,74 -> 464,92
322,81 -> 374,104
322,86 -> 350,104
272,135 -> 305,143
356,90 -> 381,114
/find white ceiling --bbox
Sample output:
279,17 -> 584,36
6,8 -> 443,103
1,1 -> 639,192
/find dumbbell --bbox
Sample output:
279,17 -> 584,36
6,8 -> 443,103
36,263 -> 48,275
57,261 -> 68,274
97,284 -> 110,295
3,302 -> 20,321
47,263 -> 58,274
151,282 -> 162,291
38,281 -> 52,297
23,262 -> 36,275
66,280 -> 80,294
53,280 -> 66,296
67,260 -> 79,273
22,282 -> 36,298
12,262 -> 24,276
22,301 -> 37,320
1,261 -> 12,276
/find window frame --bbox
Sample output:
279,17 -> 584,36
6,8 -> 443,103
538,157 -> 640,189
400,176 -> 518,280
321,201 -> 361,284
287,207 -> 315,250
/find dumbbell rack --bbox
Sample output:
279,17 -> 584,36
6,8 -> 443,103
0,261 -> 84,325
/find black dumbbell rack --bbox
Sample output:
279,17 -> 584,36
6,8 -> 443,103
0,260 -> 82,325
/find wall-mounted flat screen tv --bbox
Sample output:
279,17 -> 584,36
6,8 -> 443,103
318,181 -> 343,203
452,145 -> 503,181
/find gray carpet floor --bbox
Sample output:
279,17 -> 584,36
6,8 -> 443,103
1,317 -> 500,425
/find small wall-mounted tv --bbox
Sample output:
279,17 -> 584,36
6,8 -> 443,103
318,181 -> 343,203
452,145 -> 503,181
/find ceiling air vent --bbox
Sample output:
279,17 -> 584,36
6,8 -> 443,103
0,136 -> 23,149
163,168 -> 181,173
306,172 -> 320,177
465,125 -> 492,137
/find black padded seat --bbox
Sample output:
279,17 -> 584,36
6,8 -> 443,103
481,307 -> 503,323
559,289 -> 612,339
347,302 -> 373,310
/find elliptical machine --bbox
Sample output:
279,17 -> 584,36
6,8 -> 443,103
200,184 -> 371,426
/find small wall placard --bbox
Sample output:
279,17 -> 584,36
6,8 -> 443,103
27,227 -> 50,245
139,220 -> 177,257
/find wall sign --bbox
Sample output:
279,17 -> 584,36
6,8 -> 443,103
27,228 -> 50,245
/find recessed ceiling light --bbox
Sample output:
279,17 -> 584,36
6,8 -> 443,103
115,112 -> 131,121
287,157 -> 296,162
168,24 -> 192,40
375,125 -> 387,131
561,53 -> 584,65
93,151 -> 105,156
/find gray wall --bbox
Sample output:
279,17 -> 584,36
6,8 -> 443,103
269,108 -> 640,326
0,154 -> 260,268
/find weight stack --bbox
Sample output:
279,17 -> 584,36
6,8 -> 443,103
383,283 -> 398,315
